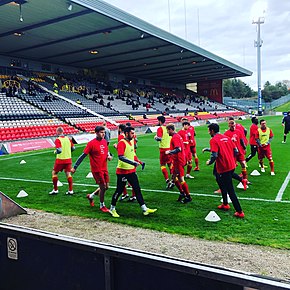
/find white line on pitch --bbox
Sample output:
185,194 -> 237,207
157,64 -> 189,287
1,176 -> 289,204
0,151 -> 49,161
0,144 -> 86,161
275,171 -> 290,202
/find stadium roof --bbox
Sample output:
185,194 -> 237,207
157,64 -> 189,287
0,0 -> 252,84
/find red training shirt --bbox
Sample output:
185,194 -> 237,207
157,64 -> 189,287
83,138 -> 108,172
249,123 -> 258,145
210,133 -> 236,174
170,133 -> 186,166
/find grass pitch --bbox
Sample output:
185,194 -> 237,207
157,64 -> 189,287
0,115 -> 289,249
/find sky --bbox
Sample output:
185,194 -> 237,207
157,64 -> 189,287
103,0 -> 290,89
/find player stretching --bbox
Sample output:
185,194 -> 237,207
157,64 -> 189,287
166,123 -> 192,203
49,127 -> 75,195
225,120 -> 248,190
181,118 -> 199,172
178,120 -> 194,179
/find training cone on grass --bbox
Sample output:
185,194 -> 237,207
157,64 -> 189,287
57,180 -> 63,187
237,182 -> 248,189
251,170 -> 261,176
205,211 -> 221,222
17,190 -> 28,198
86,172 -> 93,178
19,160 -> 26,164
220,195 -> 232,203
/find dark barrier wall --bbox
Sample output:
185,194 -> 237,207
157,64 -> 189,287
0,223 -> 289,290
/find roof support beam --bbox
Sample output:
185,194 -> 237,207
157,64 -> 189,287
9,24 -> 126,54
0,9 -> 93,38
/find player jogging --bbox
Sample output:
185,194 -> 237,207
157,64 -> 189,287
109,126 -> 156,217
155,116 -> 174,188
246,117 -> 259,163
255,119 -> 275,175
71,126 -> 112,213
206,123 -> 244,218
282,111 -> 290,143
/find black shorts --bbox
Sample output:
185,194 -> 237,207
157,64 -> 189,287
284,127 -> 290,134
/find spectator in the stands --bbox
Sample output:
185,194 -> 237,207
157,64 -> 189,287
76,98 -> 82,105
143,113 -> 148,119
53,82 -> 58,94
100,99 -> 105,106
44,94 -> 52,102
146,103 -> 151,112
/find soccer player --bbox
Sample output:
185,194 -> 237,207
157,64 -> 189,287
178,121 -> 194,179
71,126 -> 112,213
206,123 -> 244,218
246,117 -> 259,163
166,123 -> 192,203
228,117 -> 247,146
49,126 -> 75,195
181,117 -> 199,171
224,120 -> 248,190
282,111 -> 290,143
255,119 -> 275,175
114,124 -> 130,201
109,126 -> 156,217
126,122 -> 138,150
155,116 -> 173,188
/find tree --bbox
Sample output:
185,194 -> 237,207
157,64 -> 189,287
223,79 -> 253,99
262,81 -> 288,102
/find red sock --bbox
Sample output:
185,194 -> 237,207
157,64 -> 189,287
194,157 -> 199,168
187,164 -> 192,175
67,176 -> 73,191
52,176 -> 58,191
168,163 -> 173,174
181,181 -> 190,196
131,189 -> 135,197
270,160 -> 274,172
161,166 -> 169,180
242,168 -> 247,179
174,180 -> 184,194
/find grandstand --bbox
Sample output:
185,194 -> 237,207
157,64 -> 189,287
0,0 -> 250,143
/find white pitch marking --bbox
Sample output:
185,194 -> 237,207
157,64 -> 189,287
0,176 -> 290,204
0,144 -> 86,161
0,151 -> 49,161
275,171 -> 290,202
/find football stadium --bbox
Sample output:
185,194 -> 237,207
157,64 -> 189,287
0,1 -> 289,289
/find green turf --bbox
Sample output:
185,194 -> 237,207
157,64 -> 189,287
0,115 -> 289,249
273,101 -> 290,112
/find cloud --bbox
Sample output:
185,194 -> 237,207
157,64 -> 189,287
104,0 -> 290,88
